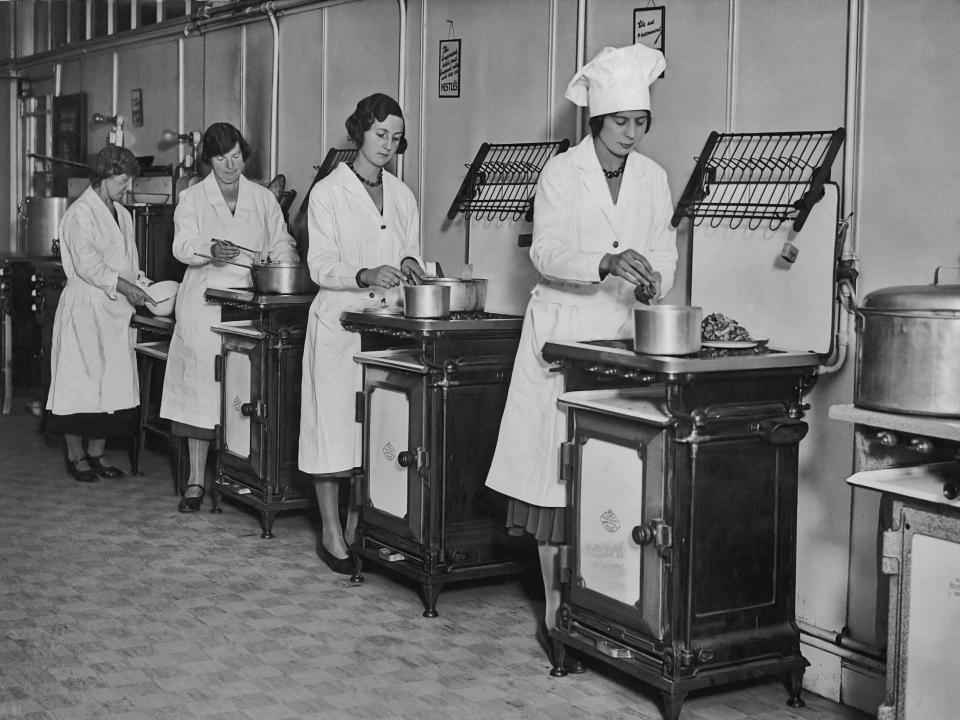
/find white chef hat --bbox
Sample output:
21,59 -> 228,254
564,44 -> 666,117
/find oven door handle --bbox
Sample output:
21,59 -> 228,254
756,418 -> 808,445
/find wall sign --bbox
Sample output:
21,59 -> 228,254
439,39 -> 461,98
634,6 -> 665,53
130,88 -> 143,127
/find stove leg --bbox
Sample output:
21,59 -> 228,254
259,511 -> 276,539
660,690 -> 686,720
549,641 -> 568,678
421,583 -> 442,618
785,668 -> 806,708
349,553 -> 364,584
209,482 -> 222,513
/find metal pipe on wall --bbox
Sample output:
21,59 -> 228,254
266,7 -> 280,179
574,0 -> 586,140
841,0 -> 864,264
396,0 -> 406,180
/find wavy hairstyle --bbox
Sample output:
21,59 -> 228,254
345,93 -> 408,154
89,145 -> 139,187
199,122 -> 252,164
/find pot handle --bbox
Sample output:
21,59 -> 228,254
934,266 -> 960,285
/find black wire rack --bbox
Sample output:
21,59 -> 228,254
294,147 -> 358,218
447,140 -> 570,222
671,128 -> 845,231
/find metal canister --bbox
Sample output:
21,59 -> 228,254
856,269 -> 960,416
23,197 -> 71,257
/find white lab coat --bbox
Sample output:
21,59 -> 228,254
160,174 -> 297,430
485,135 -> 678,507
46,187 -> 140,415
298,163 -> 421,474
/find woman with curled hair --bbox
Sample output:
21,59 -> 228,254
161,122 -> 298,513
299,93 -> 431,574
47,145 -> 155,483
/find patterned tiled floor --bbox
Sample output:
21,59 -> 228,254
0,396 -> 872,720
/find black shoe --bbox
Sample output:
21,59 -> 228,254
66,458 -> 99,483
87,454 -> 126,479
537,621 -> 586,674
178,484 -> 205,513
316,539 -> 352,575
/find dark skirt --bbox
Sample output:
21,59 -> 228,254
48,406 -> 139,438
170,420 -> 215,441
505,498 -> 566,546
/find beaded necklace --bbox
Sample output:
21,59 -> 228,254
347,161 -> 383,188
603,158 -> 627,180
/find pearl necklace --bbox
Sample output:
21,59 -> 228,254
348,162 -> 383,188
602,158 -> 627,180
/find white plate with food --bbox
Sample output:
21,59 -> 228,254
702,338 -> 769,349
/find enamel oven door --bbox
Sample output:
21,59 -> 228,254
561,393 -> 671,641
361,361 -> 428,548
217,333 -> 268,486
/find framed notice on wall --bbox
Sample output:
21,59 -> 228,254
634,6 -> 665,53
439,39 -> 461,98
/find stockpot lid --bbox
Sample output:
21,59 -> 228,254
862,283 -> 960,312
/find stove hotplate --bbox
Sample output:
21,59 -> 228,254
340,308 -> 523,337
543,338 -> 821,375
205,287 -> 316,308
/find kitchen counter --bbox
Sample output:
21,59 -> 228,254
829,403 -> 960,443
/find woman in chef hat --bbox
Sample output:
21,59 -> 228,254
485,43 -> 678,673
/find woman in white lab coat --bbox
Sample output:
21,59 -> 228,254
47,145 -> 155,483
299,93 -> 426,574
484,44 -> 678,670
161,122 -> 298,512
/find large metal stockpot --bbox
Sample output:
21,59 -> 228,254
22,197 -> 71,257
855,271 -> 960,417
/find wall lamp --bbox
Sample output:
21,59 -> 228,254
91,112 -> 119,125
160,130 -> 201,147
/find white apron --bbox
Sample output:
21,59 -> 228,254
298,163 -> 421,474
46,187 -> 140,415
485,137 -> 678,507
160,174 -> 297,429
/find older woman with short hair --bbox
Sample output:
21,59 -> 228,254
47,145 -> 154,482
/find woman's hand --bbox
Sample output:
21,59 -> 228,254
210,240 -> 241,262
116,277 -> 156,308
360,265 -> 406,288
401,258 -> 427,285
600,249 -> 659,295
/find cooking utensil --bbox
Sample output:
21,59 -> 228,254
194,253 -> 316,295
403,284 -> 450,319
855,267 -> 960,416
144,279 -> 180,317
420,277 -> 487,312
214,238 -> 258,256
633,305 -> 702,355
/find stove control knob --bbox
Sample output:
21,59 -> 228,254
632,525 -> 654,546
398,450 -> 416,468
943,482 -> 959,501
909,437 -> 934,455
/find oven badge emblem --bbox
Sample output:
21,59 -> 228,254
600,509 -> 621,533
232,395 -> 243,413
381,441 -> 397,462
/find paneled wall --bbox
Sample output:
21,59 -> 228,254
5,1 -> 960,712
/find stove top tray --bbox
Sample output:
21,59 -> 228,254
205,287 -> 316,308
543,338 -> 820,374
341,308 -> 523,335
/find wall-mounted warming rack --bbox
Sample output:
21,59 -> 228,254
446,140 -> 570,222
295,146 -> 358,218
671,128 -> 845,231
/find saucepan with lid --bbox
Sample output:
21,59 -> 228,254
419,277 -> 487,312
855,267 -> 960,416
